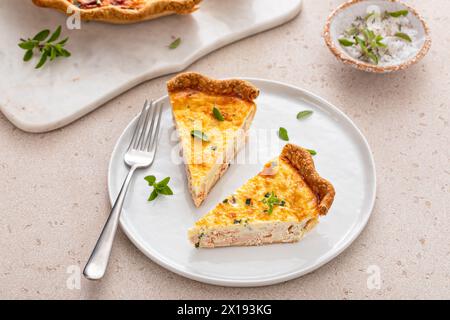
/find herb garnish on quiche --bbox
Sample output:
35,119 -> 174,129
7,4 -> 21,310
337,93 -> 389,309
189,144 -> 335,248
167,72 -> 259,207
32,0 -> 203,24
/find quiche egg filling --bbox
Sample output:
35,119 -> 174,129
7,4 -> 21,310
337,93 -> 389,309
170,90 -> 256,189
193,157 -> 319,230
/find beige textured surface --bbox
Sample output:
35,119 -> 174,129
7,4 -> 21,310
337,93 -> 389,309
1,0 -> 449,299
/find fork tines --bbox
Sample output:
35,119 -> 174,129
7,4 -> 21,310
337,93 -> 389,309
128,100 -> 164,153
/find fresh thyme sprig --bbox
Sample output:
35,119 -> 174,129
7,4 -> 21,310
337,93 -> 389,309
340,27 -> 386,65
18,26 -> 71,69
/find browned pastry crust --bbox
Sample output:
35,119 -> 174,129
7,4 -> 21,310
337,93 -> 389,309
32,0 -> 202,24
167,72 -> 260,102
281,144 -> 335,216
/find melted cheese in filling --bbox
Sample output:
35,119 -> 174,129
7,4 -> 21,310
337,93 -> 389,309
194,157 -> 319,227
170,90 -> 255,188
71,0 -> 145,9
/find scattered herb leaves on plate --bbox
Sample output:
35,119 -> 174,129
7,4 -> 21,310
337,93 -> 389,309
278,127 -> 289,141
307,149 -> 317,156
18,26 -> 71,69
145,175 -> 174,202
297,110 -> 313,120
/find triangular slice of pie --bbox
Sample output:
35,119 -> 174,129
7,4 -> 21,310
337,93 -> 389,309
167,72 -> 259,207
188,144 -> 335,248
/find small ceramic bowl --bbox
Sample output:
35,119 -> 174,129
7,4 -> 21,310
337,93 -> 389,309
323,0 -> 431,73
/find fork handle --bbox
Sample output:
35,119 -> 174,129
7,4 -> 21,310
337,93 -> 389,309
83,165 -> 137,280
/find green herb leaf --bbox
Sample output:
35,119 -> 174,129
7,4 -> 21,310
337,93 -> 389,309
158,186 -> 174,196
144,175 -> 156,186
35,52 -> 48,69
278,127 -> 289,141
212,106 -> 224,121
388,10 -> 409,18
296,110 -> 313,120
367,51 -> 379,65
58,37 -> 69,46
395,32 -> 412,42
48,26 -> 61,43
355,36 -> 368,53
307,149 -> 317,156
18,41 -> 36,50
33,29 -> 50,42
191,130 -> 209,142
375,35 -> 387,48
23,50 -> 33,62
157,177 -> 170,187
169,37 -> 181,49
338,38 -> 355,47
59,48 -> 71,58
362,29 -> 370,42
148,189 -> 159,202
50,47 -> 57,61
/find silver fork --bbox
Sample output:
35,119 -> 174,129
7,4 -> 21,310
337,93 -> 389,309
83,100 -> 164,280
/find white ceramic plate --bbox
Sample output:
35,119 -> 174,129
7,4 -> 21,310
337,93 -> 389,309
108,78 -> 376,287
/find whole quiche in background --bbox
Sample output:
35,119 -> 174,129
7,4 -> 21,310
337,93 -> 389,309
31,0 -> 203,24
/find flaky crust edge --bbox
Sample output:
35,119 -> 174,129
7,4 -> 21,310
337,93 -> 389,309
281,144 -> 335,216
32,0 -> 202,24
167,72 -> 260,102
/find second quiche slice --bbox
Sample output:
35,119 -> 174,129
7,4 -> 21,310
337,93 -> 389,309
189,144 -> 335,248
167,72 -> 259,207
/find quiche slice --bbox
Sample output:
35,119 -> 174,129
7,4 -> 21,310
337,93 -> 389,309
167,72 -> 259,207
32,0 -> 202,24
188,144 -> 335,248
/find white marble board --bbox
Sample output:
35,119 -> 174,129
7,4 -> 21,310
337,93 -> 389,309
0,0 -> 302,132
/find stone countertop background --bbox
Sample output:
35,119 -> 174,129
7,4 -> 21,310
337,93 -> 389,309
1,0 -> 449,299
